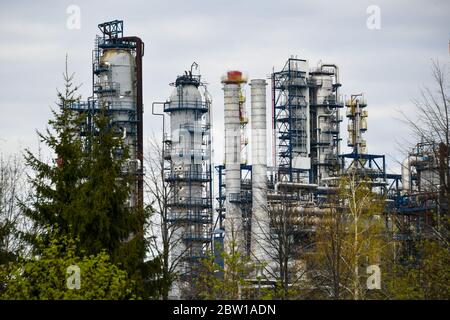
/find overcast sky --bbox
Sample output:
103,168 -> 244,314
0,0 -> 449,174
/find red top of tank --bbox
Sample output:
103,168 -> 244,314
223,70 -> 246,83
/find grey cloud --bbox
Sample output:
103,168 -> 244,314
0,0 -> 448,173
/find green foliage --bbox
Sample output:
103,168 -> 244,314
20,62 -> 89,247
0,220 -> 15,267
308,174 -> 450,300
195,241 -> 252,300
0,232 -> 133,300
0,155 -> 24,267
307,175 -> 388,299
17,61 -> 160,298
386,239 -> 450,299
258,277 -> 304,300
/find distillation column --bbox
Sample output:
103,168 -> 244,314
250,79 -> 269,267
346,94 -> 368,161
94,20 -> 143,208
309,64 -> 342,185
165,71 -> 212,299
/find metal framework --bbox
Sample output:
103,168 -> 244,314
214,164 -> 253,256
339,152 -> 388,192
98,20 -> 123,40
272,58 -> 311,182
391,142 -> 443,245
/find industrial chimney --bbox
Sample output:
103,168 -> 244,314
222,71 -> 247,255
250,79 -> 269,267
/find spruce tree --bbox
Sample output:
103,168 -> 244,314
81,107 -> 154,297
21,60 -> 160,298
21,60 -> 86,246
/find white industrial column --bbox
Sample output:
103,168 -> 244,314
98,48 -> 138,207
223,80 -> 244,254
250,79 -> 269,266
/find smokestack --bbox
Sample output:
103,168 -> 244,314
222,71 -> 245,254
250,79 -> 269,266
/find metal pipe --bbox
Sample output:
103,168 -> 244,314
271,71 -> 276,170
152,101 -> 166,156
315,113 -> 331,184
274,181 -> 318,192
316,186 -> 338,193
401,157 -> 410,193
321,64 -> 339,85
123,36 -> 144,209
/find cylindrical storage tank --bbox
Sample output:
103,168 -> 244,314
223,81 -> 243,253
250,79 -> 269,266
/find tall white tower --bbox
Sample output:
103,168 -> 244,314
250,79 -> 270,267
93,20 -> 144,208
222,71 -> 247,255
164,68 -> 213,299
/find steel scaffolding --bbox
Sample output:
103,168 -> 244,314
214,164 -> 253,257
272,58 -> 312,183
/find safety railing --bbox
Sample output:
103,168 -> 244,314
163,101 -> 209,113
164,170 -> 211,182
167,196 -> 211,208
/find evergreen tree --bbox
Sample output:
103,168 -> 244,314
81,107 -> 157,298
21,60 -> 86,246
0,231 -> 134,300
21,59 -> 160,298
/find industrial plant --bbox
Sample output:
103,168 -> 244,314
68,20 -> 446,299
69,20 -> 144,209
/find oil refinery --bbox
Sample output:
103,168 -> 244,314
69,20 -> 144,209
70,20 -> 446,299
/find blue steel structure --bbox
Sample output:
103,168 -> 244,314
214,164 -> 253,257
272,58 -> 311,183
338,152 -> 388,191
